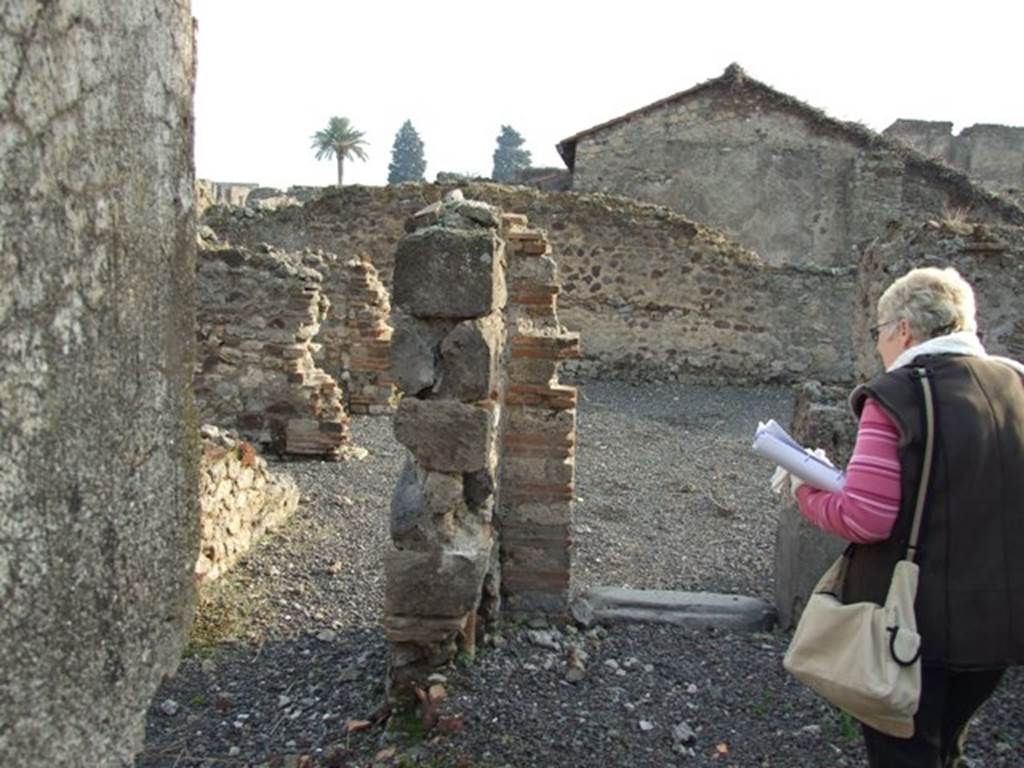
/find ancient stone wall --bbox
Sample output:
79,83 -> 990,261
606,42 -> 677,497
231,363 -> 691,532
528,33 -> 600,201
196,178 -> 260,208
884,120 -> 1024,199
317,257 -> 395,415
195,240 -> 356,459
204,183 -> 857,385
196,426 -> 300,582
855,220 -> 1024,380
0,3 -> 197,765
569,85 -> 1024,270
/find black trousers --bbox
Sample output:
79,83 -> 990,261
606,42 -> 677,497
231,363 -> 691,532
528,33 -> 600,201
862,665 -> 1006,767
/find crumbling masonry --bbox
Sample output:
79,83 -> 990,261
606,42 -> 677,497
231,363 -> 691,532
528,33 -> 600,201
194,240 -> 357,459
385,196 -> 579,691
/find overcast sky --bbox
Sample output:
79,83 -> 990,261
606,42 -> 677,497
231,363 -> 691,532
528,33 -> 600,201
192,0 -> 1024,189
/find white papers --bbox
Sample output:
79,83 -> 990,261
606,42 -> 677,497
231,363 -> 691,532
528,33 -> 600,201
751,420 -> 846,492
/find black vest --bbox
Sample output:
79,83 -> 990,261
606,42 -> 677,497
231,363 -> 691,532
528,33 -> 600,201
844,355 -> 1024,669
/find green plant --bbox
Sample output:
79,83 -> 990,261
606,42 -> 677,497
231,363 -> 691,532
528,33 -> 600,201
751,690 -> 772,717
388,120 -> 427,184
837,711 -> 859,741
187,578 -> 256,649
388,703 -> 426,744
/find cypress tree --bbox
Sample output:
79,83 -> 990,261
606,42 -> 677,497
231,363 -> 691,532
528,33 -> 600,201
491,125 -> 532,182
387,120 -> 427,184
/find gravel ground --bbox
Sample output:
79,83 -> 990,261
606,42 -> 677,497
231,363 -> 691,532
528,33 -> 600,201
138,382 -> 1023,768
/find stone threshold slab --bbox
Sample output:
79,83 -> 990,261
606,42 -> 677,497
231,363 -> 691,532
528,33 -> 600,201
574,587 -> 776,631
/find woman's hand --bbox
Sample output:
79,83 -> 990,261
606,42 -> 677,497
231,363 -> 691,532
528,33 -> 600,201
771,448 -> 833,500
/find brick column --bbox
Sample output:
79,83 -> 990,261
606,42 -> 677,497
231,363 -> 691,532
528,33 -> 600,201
499,217 -> 581,619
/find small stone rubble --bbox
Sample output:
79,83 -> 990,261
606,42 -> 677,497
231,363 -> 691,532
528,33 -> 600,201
196,425 -> 300,582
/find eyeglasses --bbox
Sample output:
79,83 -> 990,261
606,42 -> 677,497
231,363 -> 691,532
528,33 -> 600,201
869,319 -> 899,342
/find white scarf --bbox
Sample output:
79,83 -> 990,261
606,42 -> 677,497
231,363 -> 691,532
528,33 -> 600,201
887,330 -> 1024,376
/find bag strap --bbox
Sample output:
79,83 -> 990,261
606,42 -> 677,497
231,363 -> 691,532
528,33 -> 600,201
904,368 -> 935,563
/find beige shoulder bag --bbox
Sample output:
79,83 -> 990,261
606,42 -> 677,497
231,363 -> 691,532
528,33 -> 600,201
783,368 -> 934,738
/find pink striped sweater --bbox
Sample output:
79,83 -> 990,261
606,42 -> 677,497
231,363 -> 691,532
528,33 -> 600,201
795,398 -> 902,543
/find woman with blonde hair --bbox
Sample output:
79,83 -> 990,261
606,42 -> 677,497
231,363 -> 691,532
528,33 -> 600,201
779,266 -> 1024,766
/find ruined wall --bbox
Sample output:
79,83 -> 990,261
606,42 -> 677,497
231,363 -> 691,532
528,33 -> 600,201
0,3 -> 198,766
195,240 -> 356,459
569,86 -> 1024,269
884,120 -> 1024,199
196,426 -> 300,582
317,257 -> 395,414
196,178 -> 260,208
855,220 -> 1024,380
205,183 -> 857,385
384,196 -> 579,692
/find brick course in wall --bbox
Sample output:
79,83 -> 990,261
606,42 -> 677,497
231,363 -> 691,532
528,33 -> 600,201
317,256 -> 395,415
499,216 -> 580,619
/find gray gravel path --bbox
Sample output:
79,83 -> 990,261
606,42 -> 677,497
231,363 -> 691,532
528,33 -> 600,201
138,382 -> 1023,768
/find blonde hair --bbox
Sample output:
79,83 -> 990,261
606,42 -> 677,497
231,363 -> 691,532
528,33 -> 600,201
877,266 -> 977,340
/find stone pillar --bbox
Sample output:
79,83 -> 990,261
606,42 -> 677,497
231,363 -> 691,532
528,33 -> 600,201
385,196 -> 507,694
773,382 -> 857,629
0,3 -> 197,765
194,241 -> 359,459
499,218 -> 580,619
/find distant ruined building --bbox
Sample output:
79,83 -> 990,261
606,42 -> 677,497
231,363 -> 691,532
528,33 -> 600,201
883,119 -> 1024,204
556,64 -> 1024,268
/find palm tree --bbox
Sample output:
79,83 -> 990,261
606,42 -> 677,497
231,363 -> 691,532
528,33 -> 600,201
311,116 -> 369,187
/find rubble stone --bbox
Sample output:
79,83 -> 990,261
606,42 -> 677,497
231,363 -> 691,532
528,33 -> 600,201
196,426 -> 300,582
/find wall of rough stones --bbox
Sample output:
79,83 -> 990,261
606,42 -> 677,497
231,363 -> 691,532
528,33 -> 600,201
196,426 -> 300,582
854,220 -> 1024,380
884,120 -> 1024,199
195,239 -> 357,459
0,3 -> 197,765
204,183 -> 857,385
566,67 -> 1024,269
